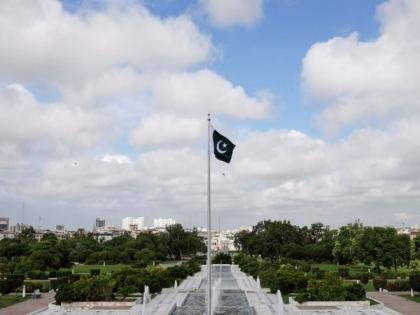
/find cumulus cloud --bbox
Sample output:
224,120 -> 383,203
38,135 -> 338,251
149,70 -> 271,119
202,0 -> 264,28
0,84 -> 108,167
302,0 -> 420,134
0,0 -> 214,83
130,114 -> 204,148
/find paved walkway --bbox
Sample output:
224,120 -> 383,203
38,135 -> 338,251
368,292 -> 420,315
0,293 -> 54,315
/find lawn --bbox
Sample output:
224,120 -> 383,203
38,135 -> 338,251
313,263 -> 371,275
0,295 -> 30,309
401,295 -> 420,303
71,264 -> 131,274
344,279 -> 375,292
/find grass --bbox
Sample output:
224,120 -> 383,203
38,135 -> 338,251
0,295 -> 30,309
71,264 -> 131,274
401,295 -> 420,303
312,263 -> 371,275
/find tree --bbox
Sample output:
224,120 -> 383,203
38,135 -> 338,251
414,235 -> 420,259
165,224 -> 204,260
19,226 -> 36,241
356,226 -> 410,272
134,248 -> 156,268
333,221 -> 364,264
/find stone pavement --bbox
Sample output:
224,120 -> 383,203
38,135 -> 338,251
368,291 -> 420,315
0,293 -> 54,315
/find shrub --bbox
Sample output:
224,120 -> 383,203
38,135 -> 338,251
242,260 -> 260,278
258,267 -> 277,292
311,267 -> 326,279
28,270 -> 49,280
409,275 -> 420,291
373,278 -> 387,291
90,269 -> 101,276
49,271 -> 57,278
0,279 -> 13,294
51,277 -> 70,290
212,253 -> 232,264
344,283 -> 365,301
134,249 -> 156,268
301,262 -> 311,273
338,268 -> 350,278
167,265 -> 189,280
386,279 -> 410,292
355,273 -> 370,285
272,264 -> 308,294
7,274 -> 24,287
310,266 -> 320,273
57,269 -> 72,277
55,283 -> 76,305
70,274 -> 81,282
307,273 -> 346,301
185,260 -> 201,275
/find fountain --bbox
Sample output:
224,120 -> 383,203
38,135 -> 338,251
142,285 -> 150,315
276,290 -> 284,315
211,277 -> 222,314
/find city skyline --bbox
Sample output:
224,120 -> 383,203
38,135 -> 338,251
1,0 -> 420,229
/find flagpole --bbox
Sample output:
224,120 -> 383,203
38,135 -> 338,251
206,113 -> 212,315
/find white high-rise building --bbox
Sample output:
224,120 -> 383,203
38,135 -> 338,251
122,216 -> 145,231
153,218 -> 176,229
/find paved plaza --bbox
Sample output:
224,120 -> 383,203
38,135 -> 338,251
367,292 -> 420,315
0,293 -> 54,315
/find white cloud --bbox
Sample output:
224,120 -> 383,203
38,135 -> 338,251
302,0 -> 420,134
149,70 -> 271,119
0,84 -> 108,166
130,114 -> 204,148
6,117 -> 420,228
202,0 -> 263,28
0,0 -> 214,83
101,154 -> 132,165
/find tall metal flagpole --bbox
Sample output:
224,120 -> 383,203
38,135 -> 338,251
206,113 -> 212,315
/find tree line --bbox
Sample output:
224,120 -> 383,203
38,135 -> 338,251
0,224 -> 205,275
234,220 -> 415,271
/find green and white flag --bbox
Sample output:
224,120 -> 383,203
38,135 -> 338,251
212,130 -> 235,163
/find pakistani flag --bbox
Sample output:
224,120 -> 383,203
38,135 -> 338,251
213,130 -> 235,163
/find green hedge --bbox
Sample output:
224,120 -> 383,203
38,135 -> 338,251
28,270 -> 49,280
385,279 -> 410,291
373,278 -> 387,291
0,279 -> 13,294
409,275 -> 420,291
338,268 -> 350,278
354,273 -> 370,284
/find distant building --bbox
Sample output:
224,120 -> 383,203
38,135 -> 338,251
9,223 -> 31,233
95,218 -> 105,228
122,216 -> 145,231
153,218 -> 176,229
0,217 -> 9,231
56,224 -> 65,231
398,227 -> 420,240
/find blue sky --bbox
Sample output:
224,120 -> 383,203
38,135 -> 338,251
1,0 -> 420,229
